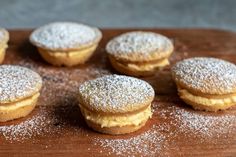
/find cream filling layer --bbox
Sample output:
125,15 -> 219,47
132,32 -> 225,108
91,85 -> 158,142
0,93 -> 40,111
42,44 -> 97,58
118,58 -> 169,71
178,88 -> 236,106
80,105 -> 152,128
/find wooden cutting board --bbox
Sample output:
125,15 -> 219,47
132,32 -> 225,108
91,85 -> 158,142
0,29 -> 236,157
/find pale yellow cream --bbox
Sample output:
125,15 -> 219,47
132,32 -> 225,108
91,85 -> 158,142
0,93 -> 40,111
80,105 -> 152,128
117,58 -> 169,71
45,44 -> 97,58
179,88 -> 236,106
0,44 -> 8,50
0,47 -> 6,53
0,44 -> 7,62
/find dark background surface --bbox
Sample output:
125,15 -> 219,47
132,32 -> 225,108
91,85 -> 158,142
0,0 -> 236,31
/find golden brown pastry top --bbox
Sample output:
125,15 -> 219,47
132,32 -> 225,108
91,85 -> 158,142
0,65 -> 42,104
0,28 -> 9,47
78,75 -> 155,114
172,57 -> 236,95
30,22 -> 102,51
106,31 -> 173,62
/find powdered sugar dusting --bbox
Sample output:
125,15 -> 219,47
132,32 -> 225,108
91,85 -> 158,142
174,107 -> 236,138
94,124 -> 171,157
30,22 -> 101,50
0,107 -> 53,142
0,65 -> 42,102
153,100 -> 236,141
172,57 -> 236,94
78,75 -> 155,113
0,105 -> 84,143
106,31 -> 172,56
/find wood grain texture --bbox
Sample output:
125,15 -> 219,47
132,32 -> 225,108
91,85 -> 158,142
0,29 -> 236,157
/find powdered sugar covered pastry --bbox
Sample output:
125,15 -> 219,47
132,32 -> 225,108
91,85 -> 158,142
0,65 -> 42,122
78,74 -> 154,113
78,74 -> 155,134
106,31 -> 173,62
172,57 -> 236,95
30,22 -> 102,66
0,65 -> 42,103
30,22 -> 102,51
172,57 -> 236,111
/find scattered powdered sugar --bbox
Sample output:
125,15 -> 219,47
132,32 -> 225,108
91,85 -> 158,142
172,57 -> 236,94
94,124 -> 172,157
78,74 -> 155,113
0,105 -> 83,143
0,65 -> 42,102
30,22 -> 101,50
0,107 -> 53,142
171,106 -> 236,139
106,31 -> 173,57
154,101 -> 236,140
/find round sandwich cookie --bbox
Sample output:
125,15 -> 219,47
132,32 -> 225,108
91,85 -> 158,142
106,31 -> 174,76
0,28 -> 9,64
78,74 -> 155,135
30,22 -> 102,67
0,65 -> 42,122
172,57 -> 236,112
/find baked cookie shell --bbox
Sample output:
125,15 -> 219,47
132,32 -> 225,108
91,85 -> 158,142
0,102 -> 37,122
172,57 -> 236,95
0,65 -> 42,104
30,22 -> 102,51
0,94 -> 39,122
78,75 -> 155,114
106,31 -> 173,62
